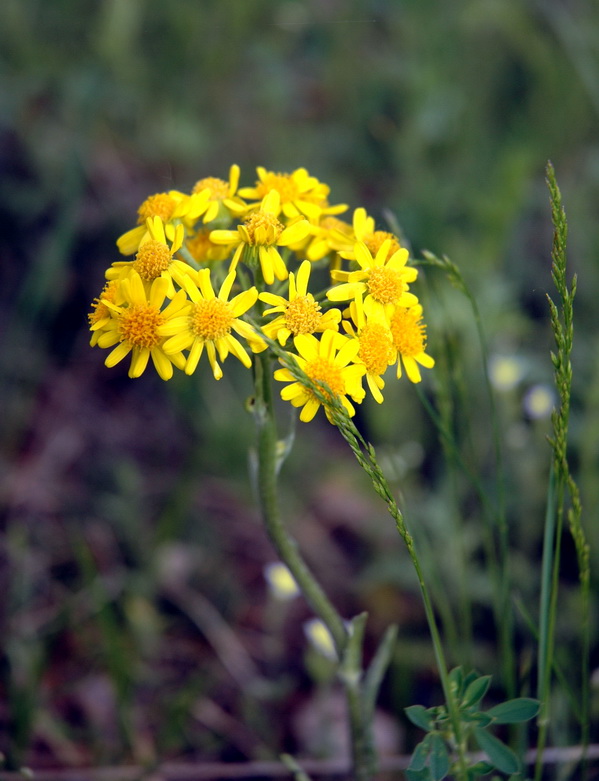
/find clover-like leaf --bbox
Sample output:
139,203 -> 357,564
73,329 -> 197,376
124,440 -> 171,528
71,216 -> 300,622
405,705 -> 435,731
486,698 -> 540,724
448,666 -> 465,695
462,675 -> 492,708
429,733 -> 450,781
462,669 -> 481,692
467,760 -> 495,778
407,768 -> 433,781
473,728 -> 520,774
409,735 -> 432,771
461,711 -> 492,727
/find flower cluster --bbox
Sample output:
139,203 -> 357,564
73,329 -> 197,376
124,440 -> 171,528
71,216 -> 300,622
89,165 -> 434,422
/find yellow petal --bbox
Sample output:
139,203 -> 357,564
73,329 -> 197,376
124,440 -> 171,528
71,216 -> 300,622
151,348 -> 174,380
105,341 -> 131,367
210,229 -> 239,245
279,220 -> 310,246
129,347 -> 150,378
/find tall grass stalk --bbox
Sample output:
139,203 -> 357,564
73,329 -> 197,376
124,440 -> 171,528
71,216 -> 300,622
535,162 -> 590,781
418,251 -> 516,698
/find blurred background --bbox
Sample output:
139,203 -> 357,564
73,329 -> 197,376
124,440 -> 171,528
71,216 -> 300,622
1,0 -> 598,774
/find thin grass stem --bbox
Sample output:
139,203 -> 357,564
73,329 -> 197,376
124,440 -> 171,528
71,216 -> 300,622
420,252 -> 516,697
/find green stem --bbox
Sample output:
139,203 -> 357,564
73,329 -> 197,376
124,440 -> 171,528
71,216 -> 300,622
252,353 -> 380,779
421,252 -> 515,697
467,284 -> 514,698
535,465 -> 564,781
252,353 -> 347,655
340,613 -> 377,781
392,508 -> 469,780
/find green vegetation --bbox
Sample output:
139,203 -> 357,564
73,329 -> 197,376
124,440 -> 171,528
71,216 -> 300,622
0,0 -> 597,777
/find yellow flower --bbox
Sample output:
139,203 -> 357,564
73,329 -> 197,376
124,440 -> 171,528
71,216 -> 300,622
210,190 -> 310,285
327,239 -> 419,321
91,271 -> 188,380
238,166 -> 347,222
331,207 -> 401,260
274,330 -> 366,423
192,164 -> 247,223
160,268 -> 260,379
185,227 -> 231,264
389,305 -> 435,383
342,300 -> 396,403
88,280 -> 123,346
107,217 -> 192,298
328,207 -> 402,261
116,190 -> 206,255
305,215 -> 353,262
259,259 -> 341,345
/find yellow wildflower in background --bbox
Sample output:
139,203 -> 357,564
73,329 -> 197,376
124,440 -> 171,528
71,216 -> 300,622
303,618 -> 337,661
274,330 -> 366,423
389,305 -> 435,383
160,268 -> 260,379
327,239 -> 419,321
91,271 -> 188,380
259,260 -> 341,345
210,190 -> 310,285
263,562 -> 300,601
186,227 -> 231,264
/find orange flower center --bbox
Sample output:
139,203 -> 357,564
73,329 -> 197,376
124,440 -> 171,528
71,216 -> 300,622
191,298 -> 233,341
133,240 -> 172,280
320,216 -> 351,233
364,231 -> 401,258
255,173 -> 299,203
243,211 -> 284,245
389,308 -> 426,356
88,281 -> 119,325
193,177 -> 229,199
285,296 -> 322,335
119,304 -> 165,349
304,357 -> 345,401
367,266 -> 404,305
358,322 -> 395,375
137,193 -> 177,225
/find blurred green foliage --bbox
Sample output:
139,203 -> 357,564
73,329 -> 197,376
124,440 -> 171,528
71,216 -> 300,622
1,0 -> 598,772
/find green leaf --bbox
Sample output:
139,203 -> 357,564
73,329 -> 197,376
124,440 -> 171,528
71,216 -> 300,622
429,733 -> 450,781
405,705 -> 435,731
462,675 -> 492,708
449,666 -> 464,689
462,669 -> 481,691
461,711 -> 492,727
448,666 -> 465,698
409,735 -> 432,771
407,768 -> 433,781
467,760 -> 495,778
486,698 -> 540,724
473,728 -> 520,774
